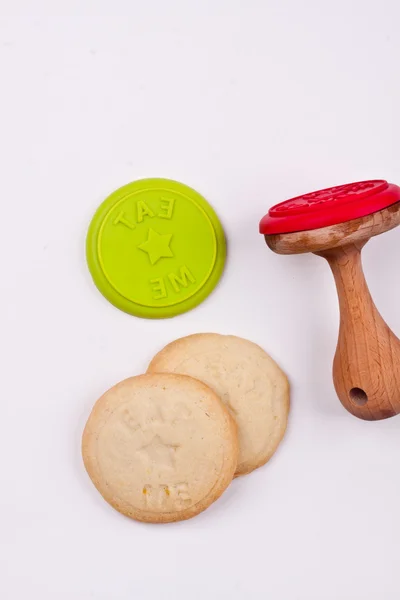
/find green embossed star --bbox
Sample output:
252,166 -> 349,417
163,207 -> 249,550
138,228 -> 173,265
86,178 -> 226,319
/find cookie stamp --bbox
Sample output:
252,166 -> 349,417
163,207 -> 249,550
260,180 -> 400,420
86,179 -> 226,318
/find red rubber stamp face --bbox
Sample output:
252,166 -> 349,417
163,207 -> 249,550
270,181 -> 388,216
260,180 -> 400,235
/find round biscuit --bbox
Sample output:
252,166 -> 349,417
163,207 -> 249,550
147,334 -> 289,476
82,373 -> 238,523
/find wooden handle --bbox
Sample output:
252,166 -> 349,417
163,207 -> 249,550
317,243 -> 400,420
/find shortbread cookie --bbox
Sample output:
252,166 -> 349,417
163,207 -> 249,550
148,334 -> 289,476
82,373 -> 238,523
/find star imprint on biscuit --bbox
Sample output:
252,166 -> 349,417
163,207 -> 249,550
138,228 -> 173,265
138,435 -> 180,469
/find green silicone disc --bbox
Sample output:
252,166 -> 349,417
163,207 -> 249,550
86,178 -> 226,318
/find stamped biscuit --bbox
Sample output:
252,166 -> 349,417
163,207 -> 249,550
82,373 -> 238,523
148,334 -> 289,476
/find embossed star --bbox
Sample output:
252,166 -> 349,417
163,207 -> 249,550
138,435 -> 179,469
138,228 -> 173,265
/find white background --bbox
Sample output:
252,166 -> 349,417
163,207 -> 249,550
1,2 -> 400,599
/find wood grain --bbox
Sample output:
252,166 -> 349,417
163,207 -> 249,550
318,243 -> 400,419
265,202 -> 400,420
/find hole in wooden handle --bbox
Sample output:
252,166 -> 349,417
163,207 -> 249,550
349,387 -> 368,406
